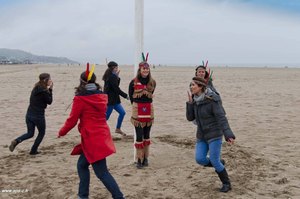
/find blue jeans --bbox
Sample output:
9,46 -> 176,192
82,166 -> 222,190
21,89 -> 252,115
106,103 -> 126,129
77,154 -> 124,199
16,113 -> 46,153
195,138 -> 224,172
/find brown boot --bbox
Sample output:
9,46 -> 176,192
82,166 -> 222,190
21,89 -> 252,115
9,140 -> 18,152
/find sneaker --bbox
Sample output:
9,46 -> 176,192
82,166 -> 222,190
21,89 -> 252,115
115,129 -> 127,136
9,140 -> 18,152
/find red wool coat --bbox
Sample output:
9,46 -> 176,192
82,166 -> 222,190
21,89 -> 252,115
58,93 -> 116,164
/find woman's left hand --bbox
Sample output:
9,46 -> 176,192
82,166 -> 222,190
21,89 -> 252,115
227,138 -> 235,145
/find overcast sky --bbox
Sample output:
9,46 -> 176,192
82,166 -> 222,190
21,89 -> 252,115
1,0 -> 300,66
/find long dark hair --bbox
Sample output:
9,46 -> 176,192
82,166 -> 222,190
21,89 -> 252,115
75,71 -> 101,95
102,68 -> 114,82
102,61 -> 118,81
35,73 -> 50,89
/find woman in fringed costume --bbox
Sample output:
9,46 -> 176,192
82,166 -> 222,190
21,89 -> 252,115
128,56 -> 156,169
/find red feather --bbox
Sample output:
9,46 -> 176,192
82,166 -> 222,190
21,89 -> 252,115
86,62 -> 89,79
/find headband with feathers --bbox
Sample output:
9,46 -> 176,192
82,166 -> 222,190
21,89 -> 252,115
85,62 -> 95,82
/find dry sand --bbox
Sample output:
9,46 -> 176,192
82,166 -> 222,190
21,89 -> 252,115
0,64 -> 299,199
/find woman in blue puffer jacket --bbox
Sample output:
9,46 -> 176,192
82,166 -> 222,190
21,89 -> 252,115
186,76 -> 235,193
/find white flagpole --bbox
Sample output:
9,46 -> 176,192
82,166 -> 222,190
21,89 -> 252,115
135,0 -> 144,73
134,0 -> 144,162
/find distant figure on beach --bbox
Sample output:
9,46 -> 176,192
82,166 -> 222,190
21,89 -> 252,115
57,66 -> 124,199
102,61 -> 129,136
195,62 -> 218,94
129,61 -> 156,169
9,73 -> 53,155
186,76 -> 235,193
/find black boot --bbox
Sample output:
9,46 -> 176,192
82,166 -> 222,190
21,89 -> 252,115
136,159 -> 143,169
142,158 -> 148,167
204,159 -> 225,167
216,168 -> 232,192
9,140 -> 19,152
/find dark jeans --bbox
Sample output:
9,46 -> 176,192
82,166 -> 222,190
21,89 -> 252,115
16,113 -> 46,153
135,125 -> 151,142
77,154 -> 124,199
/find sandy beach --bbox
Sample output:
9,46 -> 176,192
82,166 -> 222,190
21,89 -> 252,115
0,64 -> 299,199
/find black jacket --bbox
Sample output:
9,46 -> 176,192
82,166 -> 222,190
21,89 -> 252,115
27,86 -> 53,116
104,74 -> 127,105
186,91 -> 235,142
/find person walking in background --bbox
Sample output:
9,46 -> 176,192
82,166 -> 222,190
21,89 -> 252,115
102,61 -> 129,136
57,66 -> 124,199
186,76 -> 235,193
9,73 -> 53,155
128,60 -> 156,169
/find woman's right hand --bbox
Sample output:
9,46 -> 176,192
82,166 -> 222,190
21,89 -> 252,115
187,91 -> 192,103
48,80 -> 53,89
226,138 -> 235,145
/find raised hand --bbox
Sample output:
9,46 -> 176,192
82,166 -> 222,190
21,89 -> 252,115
187,90 -> 192,103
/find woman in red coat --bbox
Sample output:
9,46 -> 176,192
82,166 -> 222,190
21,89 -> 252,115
58,67 -> 124,199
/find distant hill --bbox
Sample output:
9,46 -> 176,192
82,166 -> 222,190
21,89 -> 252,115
0,48 -> 79,64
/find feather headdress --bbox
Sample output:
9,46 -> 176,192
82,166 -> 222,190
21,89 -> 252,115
85,62 -> 95,82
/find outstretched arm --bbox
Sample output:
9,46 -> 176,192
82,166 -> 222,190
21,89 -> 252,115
58,97 -> 82,137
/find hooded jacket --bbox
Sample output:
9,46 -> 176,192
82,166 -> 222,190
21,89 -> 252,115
27,86 -> 53,116
58,90 -> 115,164
186,90 -> 235,142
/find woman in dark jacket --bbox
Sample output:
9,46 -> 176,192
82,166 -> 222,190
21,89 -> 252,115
186,76 -> 235,192
102,61 -> 128,136
128,61 -> 156,169
9,73 -> 53,155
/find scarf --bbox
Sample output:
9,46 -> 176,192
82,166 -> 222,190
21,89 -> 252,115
85,83 -> 97,91
193,88 -> 213,105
